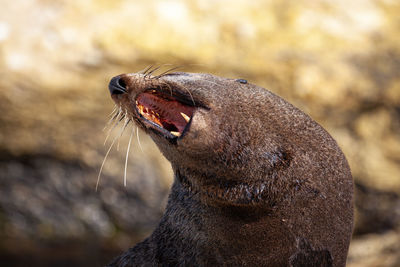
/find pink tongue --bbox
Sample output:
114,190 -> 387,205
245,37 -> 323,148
160,101 -> 194,132
137,92 -> 194,133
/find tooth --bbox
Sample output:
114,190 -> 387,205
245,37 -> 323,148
180,112 -> 190,123
170,131 -> 181,137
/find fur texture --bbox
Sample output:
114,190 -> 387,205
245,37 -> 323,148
107,72 -> 354,267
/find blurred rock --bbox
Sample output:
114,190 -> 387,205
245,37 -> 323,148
354,182 -> 400,236
347,229 -> 400,267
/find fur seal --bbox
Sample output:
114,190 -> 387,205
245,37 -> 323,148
106,71 -> 353,266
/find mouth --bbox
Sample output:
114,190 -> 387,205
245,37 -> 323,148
135,89 -> 196,139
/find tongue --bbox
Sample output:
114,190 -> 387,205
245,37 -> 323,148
137,91 -> 195,134
160,105 -> 193,133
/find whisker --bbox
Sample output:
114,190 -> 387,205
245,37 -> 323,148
103,116 -> 121,144
96,125 -> 126,191
162,82 -> 173,96
180,84 -> 195,105
107,105 -> 118,118
146,65 -> 163,78
117,113 -> 130,151
124,126 -> 135,187
104,111 -> 125,145
141,64 -> 154,76
136,126 -> 144,152
154,66 -> 195,105
103,108 -> 121,131
153,66 -> 182,79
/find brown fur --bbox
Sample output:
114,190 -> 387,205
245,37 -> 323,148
107,72 -> 354,266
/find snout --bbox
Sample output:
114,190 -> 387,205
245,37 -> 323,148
108,76 -> 127,95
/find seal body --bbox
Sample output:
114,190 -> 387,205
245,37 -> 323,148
106,72 -> 354,267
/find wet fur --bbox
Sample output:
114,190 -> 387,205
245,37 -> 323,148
107,72 -> 353,266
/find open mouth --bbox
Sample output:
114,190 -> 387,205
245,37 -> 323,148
135,89 -> 196,139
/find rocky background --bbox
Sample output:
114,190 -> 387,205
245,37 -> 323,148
0,0 -> 399,266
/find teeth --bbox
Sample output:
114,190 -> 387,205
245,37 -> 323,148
170,131 -> 181,137
180,112 -> 190,123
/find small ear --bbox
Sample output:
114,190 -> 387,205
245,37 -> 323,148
262,148 -> 292,169
289,238 -> 333,267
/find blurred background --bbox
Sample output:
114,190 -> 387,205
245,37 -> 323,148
0,0 -> 399,266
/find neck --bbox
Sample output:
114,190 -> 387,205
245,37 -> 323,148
149,172 -> 293,266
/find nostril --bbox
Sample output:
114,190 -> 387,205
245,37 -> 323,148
117,78 -> 126,89
109,76 -> 127,95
